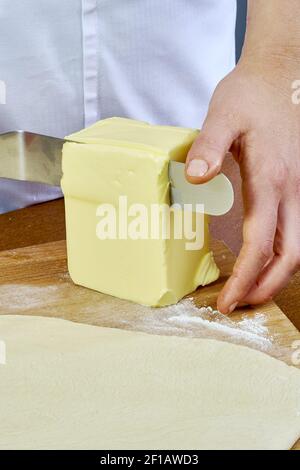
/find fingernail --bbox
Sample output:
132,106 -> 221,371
187,159 -> 209,177
228,302 -> 238,314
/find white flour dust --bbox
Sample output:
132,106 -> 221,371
163,298 -> 273,350
0,280 -> 275,354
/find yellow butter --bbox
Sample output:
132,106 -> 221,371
61,118 -> 219,307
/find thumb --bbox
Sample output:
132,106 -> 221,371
185,110 -> 240,184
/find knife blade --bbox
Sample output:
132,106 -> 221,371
0,131 -> 234,216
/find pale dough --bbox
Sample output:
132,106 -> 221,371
0,315 -> 300,450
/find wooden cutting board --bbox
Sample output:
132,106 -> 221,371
0,238 -> 299,450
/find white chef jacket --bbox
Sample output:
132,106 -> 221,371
0,0 -> 236,135
0,0 -> 236,212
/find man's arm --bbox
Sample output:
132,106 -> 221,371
185,0 -> 300,314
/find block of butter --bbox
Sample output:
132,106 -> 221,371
61,118 -> 220,307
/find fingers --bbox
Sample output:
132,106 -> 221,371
217,184 -> 279,314
242,199 -> 300,304
186,106 -> 241,184
241,254 -> 296,305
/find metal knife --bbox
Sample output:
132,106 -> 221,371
0,131 -> 234,216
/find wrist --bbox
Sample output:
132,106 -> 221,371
244,0 -> 300,70
230,53 -> 300,109
240,44 -> 300,71
237,47 -> 300,90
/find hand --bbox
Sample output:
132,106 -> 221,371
185,58 -> 300,314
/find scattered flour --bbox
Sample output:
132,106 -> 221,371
0,284 -> 61,311
0,281 -> 275,354
164,299 -> 273,350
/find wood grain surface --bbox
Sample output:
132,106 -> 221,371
0,237 -> 299,450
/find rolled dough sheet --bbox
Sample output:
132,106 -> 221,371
0,315 -> 300,450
